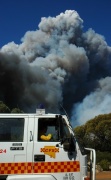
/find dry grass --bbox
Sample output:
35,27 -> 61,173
96,171 -> 111,180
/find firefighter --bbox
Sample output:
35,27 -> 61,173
38,123 -> 52,141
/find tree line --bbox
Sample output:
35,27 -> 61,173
0,101 -> 23,113
74,113 -> 111,170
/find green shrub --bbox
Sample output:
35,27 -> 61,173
97,151 -> 111,163
99,159 -> 110,171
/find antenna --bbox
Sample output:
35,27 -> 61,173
60,104 -> 69,121
60,104 -> 74,133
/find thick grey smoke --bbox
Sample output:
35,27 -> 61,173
0,10 -> 111,125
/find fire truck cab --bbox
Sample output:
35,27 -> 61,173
0,109 -> 96,180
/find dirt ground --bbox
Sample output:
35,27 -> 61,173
96,171 -> 111,180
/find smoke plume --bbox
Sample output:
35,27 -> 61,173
0,10 -> 111,125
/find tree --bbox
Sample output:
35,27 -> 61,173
0,101 -> 24,113
0,101 -> 10,113
11,108 -> 24,113
74,113 -> 111,152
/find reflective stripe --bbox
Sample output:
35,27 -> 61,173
0,161 -> 80,174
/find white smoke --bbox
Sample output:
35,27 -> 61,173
72,77 -> 111,126
0,10 -> 111,125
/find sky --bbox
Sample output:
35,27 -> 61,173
0,0 -> 111,126
0,0 -> 111,47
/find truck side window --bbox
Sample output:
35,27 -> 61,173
0,118 -> 24,142
38,118 -> 59,141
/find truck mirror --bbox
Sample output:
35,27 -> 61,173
63,137 -> 75,152
63,142 -> 70,151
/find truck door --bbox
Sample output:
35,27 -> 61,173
33,115 -> 80,180
0,116 -> 28,175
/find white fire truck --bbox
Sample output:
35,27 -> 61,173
0,108 -> 96,180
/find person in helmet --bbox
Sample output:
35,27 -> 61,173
38,121 -> 52,141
